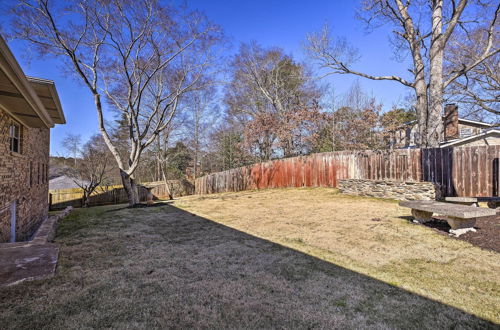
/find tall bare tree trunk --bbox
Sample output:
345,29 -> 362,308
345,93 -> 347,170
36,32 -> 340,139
427,0 -> 445,147
161,167 -> 173,200
82,191 -> 90,208
120,169 -> 140,206
415,81 -> 428,146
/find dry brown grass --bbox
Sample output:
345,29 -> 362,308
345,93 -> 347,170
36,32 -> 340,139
175,188 -> 500,324
0,189 -> 498,329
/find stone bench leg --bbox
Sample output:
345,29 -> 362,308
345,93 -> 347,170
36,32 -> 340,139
446,217 -> 476,230
411,209 -> 433,223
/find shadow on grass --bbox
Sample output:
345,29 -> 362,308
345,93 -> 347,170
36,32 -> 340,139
103,201 -> 174,213
0,203 -> 497,329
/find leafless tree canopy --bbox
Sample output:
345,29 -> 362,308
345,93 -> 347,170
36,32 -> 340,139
225,42 -> 324,159
61,133 -> 82,166
7,0 -> 499,193
10,0 -> 224,205
306,0 -> 499,146
68,134 -> 112,207
445,25 -> 499,122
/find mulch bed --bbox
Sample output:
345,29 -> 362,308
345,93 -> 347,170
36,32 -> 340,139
423,212 -> 500,253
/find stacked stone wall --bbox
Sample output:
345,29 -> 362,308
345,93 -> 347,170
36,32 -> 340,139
338,179 -> 439,201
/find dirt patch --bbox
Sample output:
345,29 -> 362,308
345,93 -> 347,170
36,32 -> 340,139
422,214 -> 500,253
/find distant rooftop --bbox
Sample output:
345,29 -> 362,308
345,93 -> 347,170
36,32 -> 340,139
49,175 -> 88,190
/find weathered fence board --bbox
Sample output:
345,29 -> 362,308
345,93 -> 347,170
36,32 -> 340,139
49,186 -> 150,209
49,180 -> 194,209
195,149 -> 423,194
195,146 -> 500,198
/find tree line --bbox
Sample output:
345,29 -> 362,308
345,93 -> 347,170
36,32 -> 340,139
8,0 -> 499,206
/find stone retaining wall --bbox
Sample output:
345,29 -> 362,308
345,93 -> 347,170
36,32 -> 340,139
338,179 -> 439,201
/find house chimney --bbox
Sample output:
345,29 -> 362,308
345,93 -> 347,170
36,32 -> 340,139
444,104 -> 459,141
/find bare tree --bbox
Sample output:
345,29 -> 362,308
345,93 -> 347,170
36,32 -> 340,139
226,42 -> 322,159
10,0 -> 223,205
155,127 -> 173,199
331,81 -> 382,150
445,26 -> 499,122
69,134 -> 111,207
61,133 -> 82,167
306,1 -> 499,147
186,87 -> 219,178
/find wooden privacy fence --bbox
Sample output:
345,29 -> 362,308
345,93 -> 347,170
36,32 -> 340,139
49,185 -> 151,209
195,146 -> 500,198
422,146 -> 500,197
49,180 -> 194,209
140,180 -> 194,198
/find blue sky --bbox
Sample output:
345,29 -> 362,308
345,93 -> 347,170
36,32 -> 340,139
2,0 -> 411,155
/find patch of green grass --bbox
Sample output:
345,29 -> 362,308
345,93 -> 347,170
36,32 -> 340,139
332,299 -> 347,308
56,204 -> 122,238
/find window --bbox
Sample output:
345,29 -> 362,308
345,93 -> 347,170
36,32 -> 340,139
405,128 -> 412,146
9,123 -> 21,153
413,132 -> 420,144
460,128 -> 472,137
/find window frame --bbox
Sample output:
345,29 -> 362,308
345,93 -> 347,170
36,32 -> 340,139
9,122 -> 21,154
460,128 -> 472,138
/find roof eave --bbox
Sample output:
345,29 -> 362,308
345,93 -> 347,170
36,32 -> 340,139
27,76 -> 66,124
440,130 -> 500,147
0,36 -> 54,128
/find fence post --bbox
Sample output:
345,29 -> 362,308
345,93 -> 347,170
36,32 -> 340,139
10,200 -> 16,243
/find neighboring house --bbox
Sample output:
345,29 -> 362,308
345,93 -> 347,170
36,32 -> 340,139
49,175 -> 89,190
0,35 -> 65,242
391,104 -> 499,148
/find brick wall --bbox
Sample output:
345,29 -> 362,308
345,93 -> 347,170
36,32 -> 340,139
0,108 -> 50,242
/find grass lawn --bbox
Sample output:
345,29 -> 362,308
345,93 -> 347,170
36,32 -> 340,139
1,188 -> 499,328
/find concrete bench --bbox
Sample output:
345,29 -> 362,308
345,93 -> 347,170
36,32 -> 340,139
444,197 -> 479,207
399,200 -> 496,235
445,197 -> 500,209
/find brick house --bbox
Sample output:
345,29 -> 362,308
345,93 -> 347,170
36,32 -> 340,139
0,36 -> 65,243
391,104 -> 499,148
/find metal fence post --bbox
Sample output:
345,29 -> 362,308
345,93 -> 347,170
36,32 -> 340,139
10,200 -> 16,243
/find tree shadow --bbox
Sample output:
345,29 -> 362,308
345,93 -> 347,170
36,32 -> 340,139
120,202 -> 495,328
3,201 -> 497,328
103,201 -> 173,213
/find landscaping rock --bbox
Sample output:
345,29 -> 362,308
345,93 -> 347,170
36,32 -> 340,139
450,227 -> 476,237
